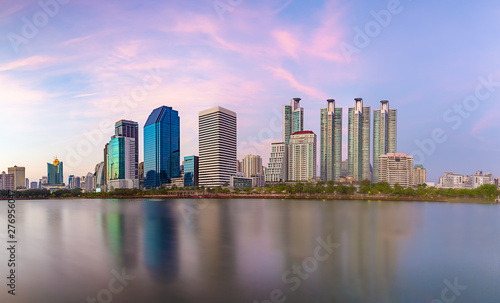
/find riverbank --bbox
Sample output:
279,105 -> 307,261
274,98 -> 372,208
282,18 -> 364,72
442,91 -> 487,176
2,194 -> 497,204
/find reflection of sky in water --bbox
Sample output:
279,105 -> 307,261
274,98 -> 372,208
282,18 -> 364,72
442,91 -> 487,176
0,199 -> 498,303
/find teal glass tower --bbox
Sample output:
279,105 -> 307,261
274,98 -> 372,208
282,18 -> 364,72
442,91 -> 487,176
144,106 -> 180,189
283,98 -> 304,144
320,99 -> 342,182
183,155 -> 199,187
47,158 -> 63,185
373,100 -> 397,183
348,98 -> 371,181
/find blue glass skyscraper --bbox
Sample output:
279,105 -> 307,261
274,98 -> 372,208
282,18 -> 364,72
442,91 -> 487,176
183,155 -> 199,187
144,106 -> 180,189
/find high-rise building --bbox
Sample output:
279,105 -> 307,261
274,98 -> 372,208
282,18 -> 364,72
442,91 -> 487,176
107,135 -> 138,190
47,158 -> 63,185
8,166 -> 26,189
68,175 -> 75,189
85,172 -> 95,192
266,142 -> 288,183
373,100 -> 397,183
94,162 -> 105,191
0,171 -> 15,191
199,106 -> 237,187
378,153 -> 414,188
288,131 -> 317,182
242,155 -> 263,178
184,155 -> 199,187
138,162 -> 144,180
413,164 -> 427,186
320,99 -> 342,182
75,176 -> 81,188
144,106 -> 181,189
25,178 -> 29,189
341,160 -> 349,177
283,98 -> 304,144
30,181 -> 38,189
348,98 -> 371,181
115,120 -> 139,179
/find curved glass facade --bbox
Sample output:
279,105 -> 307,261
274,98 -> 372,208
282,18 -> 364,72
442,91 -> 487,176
144,106 -> 180,189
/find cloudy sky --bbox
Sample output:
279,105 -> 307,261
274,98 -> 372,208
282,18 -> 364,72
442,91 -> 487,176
1,0 -> 500,183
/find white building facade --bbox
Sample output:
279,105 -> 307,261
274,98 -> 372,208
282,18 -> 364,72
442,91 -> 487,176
288,131 -> 317,182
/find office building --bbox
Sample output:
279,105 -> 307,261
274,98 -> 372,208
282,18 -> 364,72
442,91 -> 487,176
230,174 -> 253,189
378,153 -> 414,188
266,142 -> 288,183
0,172 -> 15,191
199,106 -> 237,187
413,165 -> 427,186
144,106 -> 181,189
373,100 -> 397,183
8,166 -> 26,189
47,158 -> 64,185
348,98 -> 371,181
94,162 -> 105,192
68,175 -> 75,189
107,135 -> 138,190
320,99 -> 342,182
242,154 -> 263,178
30,181 -> 38,189
288,131 -> 317,182
115,120 -> 139,179
184,155 -> 199,187
283,98 -> 304,144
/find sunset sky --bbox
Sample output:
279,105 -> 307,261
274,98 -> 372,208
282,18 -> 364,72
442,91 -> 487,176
1,0 -> 500,183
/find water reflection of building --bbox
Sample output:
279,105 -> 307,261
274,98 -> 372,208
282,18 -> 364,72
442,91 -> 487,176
143,201 -> 178,281
337,202 -> 419,302
100,200 -> 140,269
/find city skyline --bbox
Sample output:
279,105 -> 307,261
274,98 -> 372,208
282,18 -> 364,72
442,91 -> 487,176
2,1 -> 500,182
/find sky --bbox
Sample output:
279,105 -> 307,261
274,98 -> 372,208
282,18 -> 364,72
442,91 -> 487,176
1,0 -> 500,183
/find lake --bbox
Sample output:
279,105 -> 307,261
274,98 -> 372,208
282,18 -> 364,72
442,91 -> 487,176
0,199 -> 499,303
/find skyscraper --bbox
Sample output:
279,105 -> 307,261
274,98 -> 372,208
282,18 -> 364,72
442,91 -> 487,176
348,98 -> 371,181
320,99 -> 342,182
288,131 -> 317,182
115,120 -> 139,179
242,155 -> 263,178
8,166 -> 25,189
47,158 -> 63,185
94,162 -> 105,191
107,135 -> 138,190
266,142 -> 288,183
283,98 -> 304,144
199,106 -> 237,187
373,100 -> 397,183
144,106 -> 181,189
183,155 -> 199,187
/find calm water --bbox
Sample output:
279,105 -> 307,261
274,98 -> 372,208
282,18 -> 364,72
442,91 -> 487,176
0,199 -> 499,303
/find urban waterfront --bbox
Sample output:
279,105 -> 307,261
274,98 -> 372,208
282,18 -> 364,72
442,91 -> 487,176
1,199 -> 499,303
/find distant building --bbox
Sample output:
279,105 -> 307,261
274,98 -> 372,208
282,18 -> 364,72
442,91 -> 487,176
8,166 -> 26,189
283,98 -> 304,144
413,164 -> 427,186
75,176 -> 81,188
465,172 -> 491,189
85,172 -> 95,192
242,154 -> 263,178
237,160 -> 243,173
47,158 -> 63,185
348,98 -> 371,181
438,172 -> 465,188
30,181 -> 38,189
373,100 -> 397,183
484,172 -> 494,183
288,131 -> 317,182
144,106 -> 180,189
25,178 -> 29,189
0,172 -> 15,191
94,162 -> 105,192
183,155 -> 199,187
138,162 -> 144,180
378,153 -> 414,188
115,120 -> 139,179
320,99 -> 342,182
199,106 -> 237,187
266,142 -> 288,183
230,175 -> 253,189
341,160 -> 348,177
495,177 -> 500,187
